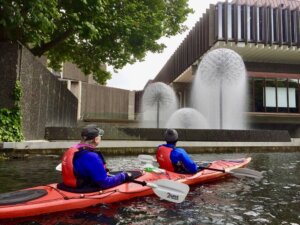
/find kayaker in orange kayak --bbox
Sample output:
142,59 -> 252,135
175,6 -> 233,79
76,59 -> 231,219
156,129 -> 198,174
60,124 -> 131,191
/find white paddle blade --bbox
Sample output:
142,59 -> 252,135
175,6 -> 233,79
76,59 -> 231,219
150,179 -> 189,203
138,154 -> 156,165
56,163 -> 62,171
229,168 -> 264,181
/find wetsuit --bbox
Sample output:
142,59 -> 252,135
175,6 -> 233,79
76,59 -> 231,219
62,143 -> 127,189
156,143 -> 198,174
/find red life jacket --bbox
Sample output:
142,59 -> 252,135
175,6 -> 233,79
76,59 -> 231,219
62,145 -> 107,188
62,147 -> 78,187
156,145 -> 174,172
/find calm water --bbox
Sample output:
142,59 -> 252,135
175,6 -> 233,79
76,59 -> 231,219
0,152 -> 299,225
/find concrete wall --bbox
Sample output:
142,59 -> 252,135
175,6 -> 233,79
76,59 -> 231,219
81,83 -> 135,121
0,42 -> 78,140
63,62 -> 89,82
45,126 -> 291,142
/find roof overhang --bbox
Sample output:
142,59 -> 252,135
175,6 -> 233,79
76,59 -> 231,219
173,41 -> 300,84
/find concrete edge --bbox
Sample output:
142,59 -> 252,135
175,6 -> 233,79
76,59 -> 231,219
1,138 -> 300,150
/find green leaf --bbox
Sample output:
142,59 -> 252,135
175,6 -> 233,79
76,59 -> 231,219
2,0 -> 192,84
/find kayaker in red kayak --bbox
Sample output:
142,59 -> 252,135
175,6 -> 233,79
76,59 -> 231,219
60,124 -> 131,191
156,129 -> 198,174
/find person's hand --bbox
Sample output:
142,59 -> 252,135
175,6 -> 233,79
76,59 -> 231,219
124,172 -> 133,182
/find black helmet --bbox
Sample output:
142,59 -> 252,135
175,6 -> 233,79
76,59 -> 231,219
81,124 -> 104,141
164,129 -> 178,143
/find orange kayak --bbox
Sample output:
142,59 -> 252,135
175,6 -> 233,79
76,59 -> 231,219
0,157 -> 251,219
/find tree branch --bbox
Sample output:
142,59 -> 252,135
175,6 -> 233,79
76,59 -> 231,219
30,28 -> 74,56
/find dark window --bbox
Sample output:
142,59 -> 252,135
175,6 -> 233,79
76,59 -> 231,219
254,78 -> 265,112
248,78 -> 255,112
265,78 -> 277,112
288,79 -> 299,113
277,79 -> 288,112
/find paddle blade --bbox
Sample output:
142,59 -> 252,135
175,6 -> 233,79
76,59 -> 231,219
150,179 -> 189,203
138,154 -> 156,164
229,168 -> 264,181
56,163 -> 62,171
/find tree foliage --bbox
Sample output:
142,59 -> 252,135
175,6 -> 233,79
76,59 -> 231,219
0,0 -> 192,84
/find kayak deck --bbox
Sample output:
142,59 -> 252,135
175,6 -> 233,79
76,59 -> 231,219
0,157 -> 251,219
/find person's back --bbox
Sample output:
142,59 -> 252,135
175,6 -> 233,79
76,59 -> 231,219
62,124 -> 131,190
156,129 -> 198,174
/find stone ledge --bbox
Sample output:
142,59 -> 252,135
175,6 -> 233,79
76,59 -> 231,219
45,127 -> 291,142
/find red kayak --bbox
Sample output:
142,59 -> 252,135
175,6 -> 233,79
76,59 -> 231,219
0,157 -> 252,219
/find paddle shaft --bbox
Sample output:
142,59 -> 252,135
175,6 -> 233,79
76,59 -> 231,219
130,179 -> 147,186
129,180 -> 160,189
198,166 -> 225,173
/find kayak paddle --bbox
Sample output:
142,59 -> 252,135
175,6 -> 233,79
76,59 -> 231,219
130,179 -> 189,203
138,154 -> 264,180
56,163 -> 62,171
138,154 -> 157,165
197,166 -> 264,181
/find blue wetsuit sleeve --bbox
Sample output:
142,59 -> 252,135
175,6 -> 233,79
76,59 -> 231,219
97,172 -> 127,189
171,148 -> 198,173
75,152 -> 126,189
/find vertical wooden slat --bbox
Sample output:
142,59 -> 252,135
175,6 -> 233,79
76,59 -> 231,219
244,5 -> 249,44
263,78 -> 266,112
254,4 -> 258,43
278,6 -> 283,45
225,1 -> 229,42
233,3 -> 238,43
297,8 -> 300,48
287,7 -> 292,46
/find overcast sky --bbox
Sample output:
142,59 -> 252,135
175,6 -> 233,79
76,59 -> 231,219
106,0 -> 220,91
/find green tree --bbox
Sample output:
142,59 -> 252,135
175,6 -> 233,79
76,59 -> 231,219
0,0 -> 192,84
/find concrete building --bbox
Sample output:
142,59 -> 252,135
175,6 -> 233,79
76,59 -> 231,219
37,57 -> 136,123
147,0 -> 300,137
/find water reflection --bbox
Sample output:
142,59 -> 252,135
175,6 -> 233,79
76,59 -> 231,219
0,152 -> 299,225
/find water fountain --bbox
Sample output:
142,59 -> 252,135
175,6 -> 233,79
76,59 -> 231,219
133,48 -> 289,142
165,108 -> 209,129
140,82 -> 178,128
191,48 -> 248,129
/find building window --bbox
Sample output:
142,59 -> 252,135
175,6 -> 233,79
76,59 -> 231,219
264,79 -> 277,112
251,77 -> 299,113
289,79 -> 299,112
253,78 -> 265,112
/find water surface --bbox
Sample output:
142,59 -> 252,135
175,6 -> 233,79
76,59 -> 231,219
0,152 -> 299,225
